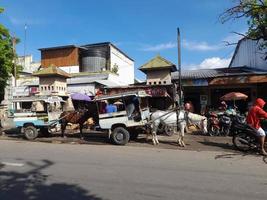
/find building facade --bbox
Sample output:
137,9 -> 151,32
39,42 -> 135,89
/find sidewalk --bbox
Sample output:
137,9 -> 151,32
0,129 -> 235,152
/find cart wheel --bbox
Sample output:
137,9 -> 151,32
111,127 -> 130,145
24,125 -> 39,140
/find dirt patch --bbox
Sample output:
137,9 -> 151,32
0,130 -> 237,152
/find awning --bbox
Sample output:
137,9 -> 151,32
209,75 -> 267,85
95,80 -> 120,87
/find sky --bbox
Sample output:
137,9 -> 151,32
1,0 -> 248,80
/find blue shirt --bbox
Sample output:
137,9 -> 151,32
105,104 -> 117,113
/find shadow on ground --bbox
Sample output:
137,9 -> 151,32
0,159 -> 103,200
198,140 -> 235,151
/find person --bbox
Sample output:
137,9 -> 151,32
126,96 -> 139,119
184,101 -> 194,113
246,98 -> 267,155
219,101 -> 228,111
105,101 -> 117,113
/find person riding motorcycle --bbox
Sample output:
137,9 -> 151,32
246,98 -> 267,155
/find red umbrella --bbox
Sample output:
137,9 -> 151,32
220,92 -> 248,101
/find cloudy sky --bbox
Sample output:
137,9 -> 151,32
1,0 -> 247,79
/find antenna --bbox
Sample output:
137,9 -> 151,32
24,23 -> 27,71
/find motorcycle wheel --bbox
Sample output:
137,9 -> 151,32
208,125 -> 220,136
232,132 -> 255,152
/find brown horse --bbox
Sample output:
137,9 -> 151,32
60,108 -> 95,139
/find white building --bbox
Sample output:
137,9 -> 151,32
17,55 -> 40,73
39,42 -> 135,95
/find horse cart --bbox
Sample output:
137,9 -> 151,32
1,96 -> 65,140
94,91 -> 151,145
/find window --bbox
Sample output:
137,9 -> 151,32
40,86 -> 43,91
154,82 -> 156,85
149,82 -> 152,85
159,81 -> 161,84
44,86 -> 47,91
51,86 -> 54,91
163,81 -> 166,84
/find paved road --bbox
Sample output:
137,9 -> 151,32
0,140 -> 267,200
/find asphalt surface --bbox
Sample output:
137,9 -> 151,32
1,140 -> 267,200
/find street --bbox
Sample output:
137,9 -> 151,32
1,139 -> 267,200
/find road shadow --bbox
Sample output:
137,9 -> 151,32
0,159 -> 103,200
198,140 -> 235,151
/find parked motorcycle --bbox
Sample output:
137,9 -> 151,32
207,111 -> 232,136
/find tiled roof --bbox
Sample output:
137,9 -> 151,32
33,66 -> 71,78
171,66 -> 267,80
139,55 -> 177,72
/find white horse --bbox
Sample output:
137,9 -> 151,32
148,110 -> 207,146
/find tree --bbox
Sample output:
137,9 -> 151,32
220,0 -> 267,43
0,7 -> 19,101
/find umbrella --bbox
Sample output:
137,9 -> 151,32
220,92 -> 248,101
71,93 -> 91,102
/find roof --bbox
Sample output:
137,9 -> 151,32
139,55 -> 177,72
94,80 -> 120,87
39,42 -> 134,62
228,38 -> 267,69
67,73 -> 109,85
95,90 -> 150,101
33,66 -> 71,78
81,42 -> 134,61
171,66 -> 267,80
39,45 -> 79,51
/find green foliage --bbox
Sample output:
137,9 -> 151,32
111,64 -> 119,74
221,0 -> 267,40
0,7 -> 19,100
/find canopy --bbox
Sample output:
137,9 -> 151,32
71,93 -> 91,102
220,92 -> 248,101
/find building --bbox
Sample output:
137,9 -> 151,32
229,38 -> 266,70
17,55 -> 41,73
171,38 -> 267,113
139,55 -> 177,85
102,55 -> 178,110
2,55 -> 40,107
33,66 -> 71,97
39,42 -> 135,95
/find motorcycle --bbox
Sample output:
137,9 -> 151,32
231,115 -> 259,152
207,111 -> 232,136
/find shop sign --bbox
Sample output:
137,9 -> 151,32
13,86 -> 30,97
183,79 -> 208,86
145,88 -> 167,97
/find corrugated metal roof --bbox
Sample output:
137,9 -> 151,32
95,80 -> 120,87
171,66 -> 267,80
229,38 -> 266,69
67,73 -> 109,85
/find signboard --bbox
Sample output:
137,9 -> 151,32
183,79 -> 208,86
145,87 -> 168,97
13,86 -> 30,97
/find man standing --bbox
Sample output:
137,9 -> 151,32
247,98 -> 267,155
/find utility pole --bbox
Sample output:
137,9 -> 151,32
177,28 -> 183,107
12,36 -> 17,87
